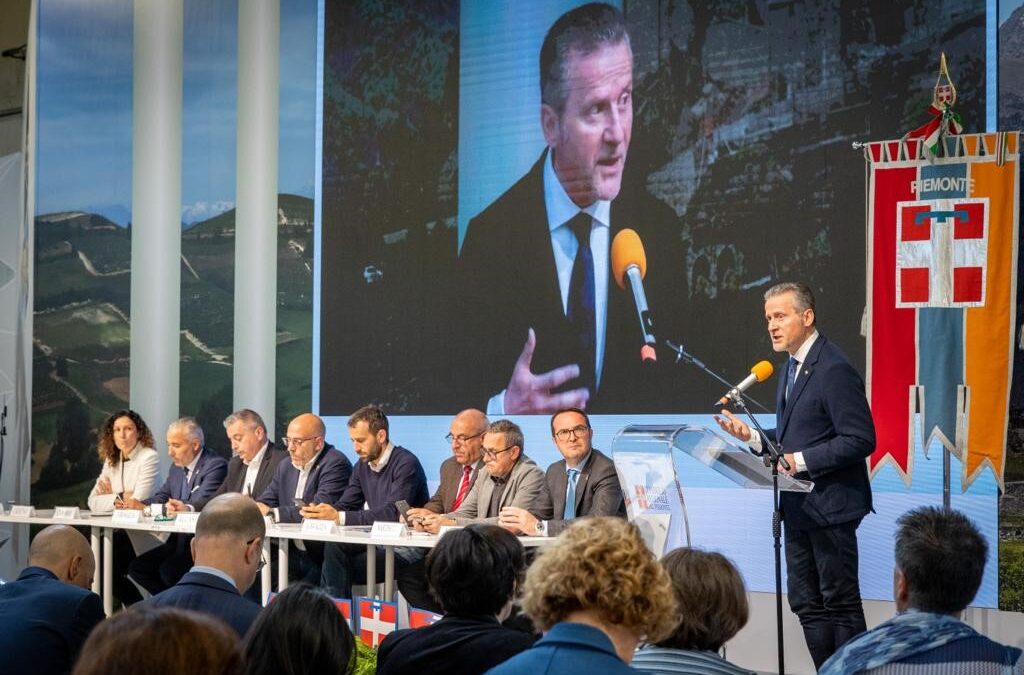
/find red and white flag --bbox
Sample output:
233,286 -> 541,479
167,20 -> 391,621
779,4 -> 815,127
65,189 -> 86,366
408,607 -> 443,629
358,597 -> 398,647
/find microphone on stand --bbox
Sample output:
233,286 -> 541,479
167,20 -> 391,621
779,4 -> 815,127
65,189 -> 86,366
611,229 -> 657,363
716,360 -> 774,407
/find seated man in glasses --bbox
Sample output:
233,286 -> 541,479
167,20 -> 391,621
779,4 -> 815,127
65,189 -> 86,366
398,408 -> 490,611
255,412 -> 353,584
499,407 -> 624,537
140,493 -> 266,637
414,419 -> 553,535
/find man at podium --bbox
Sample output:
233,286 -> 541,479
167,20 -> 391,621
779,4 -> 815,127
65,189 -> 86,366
715,281 -> 875,669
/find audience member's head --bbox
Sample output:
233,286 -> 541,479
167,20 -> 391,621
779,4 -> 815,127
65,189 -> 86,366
655,548 -> 749,652
894,506 -> 988,615
28,524 -> 95,590
72,605 -> 243,675
521,517 -> 678,661
426,523 -> 525,619
192,493 -> 266,593
97,409 -> 154,466
243,584 -> 356,675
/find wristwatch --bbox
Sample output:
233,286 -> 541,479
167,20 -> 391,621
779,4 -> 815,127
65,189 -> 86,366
535,520 -> 544,534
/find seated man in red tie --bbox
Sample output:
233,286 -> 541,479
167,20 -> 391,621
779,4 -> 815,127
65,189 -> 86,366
397,409 -> 489,611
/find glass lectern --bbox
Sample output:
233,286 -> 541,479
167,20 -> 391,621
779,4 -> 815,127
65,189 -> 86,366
610,424 -> 813,555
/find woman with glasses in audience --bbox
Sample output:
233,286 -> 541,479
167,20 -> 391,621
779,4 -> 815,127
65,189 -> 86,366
487,517 -> 678,674
87,409 -> 160,605
632,548 -> 755,674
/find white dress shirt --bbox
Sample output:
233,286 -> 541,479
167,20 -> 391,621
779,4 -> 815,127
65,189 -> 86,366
241,442 -> 269,497
747,330 -> 820,471
487,150 -> 611,414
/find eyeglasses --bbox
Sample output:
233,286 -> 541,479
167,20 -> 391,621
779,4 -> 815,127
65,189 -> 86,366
554,425 -> 590,441
444,430 -> 484,444
281,435 -> 322,448
246,537 -> 268,572
482,444 -> 516,459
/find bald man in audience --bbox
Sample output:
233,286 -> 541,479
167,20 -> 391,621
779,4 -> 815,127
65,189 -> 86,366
141,493 -> 265,636
0,525 -> 104,675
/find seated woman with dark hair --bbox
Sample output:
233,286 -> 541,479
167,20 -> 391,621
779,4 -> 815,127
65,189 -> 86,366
73,605 -> 244,675
242,584 -> 357,675
632,548 -> 755,675
488,517 -> 679,674
378,524 -> 535,675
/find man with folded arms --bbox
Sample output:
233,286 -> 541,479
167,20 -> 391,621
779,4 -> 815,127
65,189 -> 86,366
500,406 -> 624,537
0,525 -> 103,675
302,405 -> 429,599
414,419 -> 552,534
255,412 -> 353,584
142,493 -> 266,637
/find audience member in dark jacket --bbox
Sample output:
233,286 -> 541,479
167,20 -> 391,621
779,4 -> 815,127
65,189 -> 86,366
378,525 -> 535,675
0,525 -> 104,675
142,493 -> 265,636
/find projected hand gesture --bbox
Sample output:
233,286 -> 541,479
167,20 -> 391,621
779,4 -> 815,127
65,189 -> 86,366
504,328 -> 589,414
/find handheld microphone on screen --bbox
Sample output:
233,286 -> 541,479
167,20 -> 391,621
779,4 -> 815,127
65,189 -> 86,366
611,228 -> 657,363
716,360 -> 774,407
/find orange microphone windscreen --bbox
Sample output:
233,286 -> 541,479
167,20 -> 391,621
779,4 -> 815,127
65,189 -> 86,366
751,360 -> 774,382
611,228 -> 647,289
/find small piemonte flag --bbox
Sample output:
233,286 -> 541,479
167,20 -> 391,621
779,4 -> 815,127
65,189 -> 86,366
409,607 -> 443,629
358,596 -> 398,648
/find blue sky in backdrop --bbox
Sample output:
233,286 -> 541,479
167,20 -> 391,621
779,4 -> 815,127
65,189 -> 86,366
36,0 -> 317,225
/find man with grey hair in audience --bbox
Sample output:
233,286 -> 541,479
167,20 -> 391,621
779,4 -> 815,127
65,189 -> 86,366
821,506 -> 1022,675
124,416 -> 228,597
141,493 -> 266,636
414,419 -> 552,533
0,525 -> 104,675
212,408 -> 288,501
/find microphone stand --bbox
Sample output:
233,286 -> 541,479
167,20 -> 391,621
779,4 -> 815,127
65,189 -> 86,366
730,393 -> 787,675
664,340 -> 772,413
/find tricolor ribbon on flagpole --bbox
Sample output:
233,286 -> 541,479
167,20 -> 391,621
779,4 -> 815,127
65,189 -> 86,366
904,53 -> 963,155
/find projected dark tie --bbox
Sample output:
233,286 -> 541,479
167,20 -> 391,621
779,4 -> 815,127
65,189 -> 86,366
567,212 -> 596,394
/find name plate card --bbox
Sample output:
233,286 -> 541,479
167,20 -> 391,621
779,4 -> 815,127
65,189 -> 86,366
437,525 -> 463,538
112,509 -> 143,525
371,521 -> 408,539
10,505 -> 35,518
174,512 -> 200,532
301,518 -> 337,535
53,506 -> 82,520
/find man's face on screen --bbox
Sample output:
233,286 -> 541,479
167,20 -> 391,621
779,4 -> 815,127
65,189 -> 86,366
542,40 -> 633,207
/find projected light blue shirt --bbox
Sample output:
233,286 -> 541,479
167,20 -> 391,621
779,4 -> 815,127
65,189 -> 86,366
486,151 -> 611,416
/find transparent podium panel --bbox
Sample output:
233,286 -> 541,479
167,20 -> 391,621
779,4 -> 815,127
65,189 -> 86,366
611,424 -> 813,555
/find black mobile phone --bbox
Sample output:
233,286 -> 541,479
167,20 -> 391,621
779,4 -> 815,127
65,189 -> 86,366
293,498 -> 307,508
395,500 -> 411,520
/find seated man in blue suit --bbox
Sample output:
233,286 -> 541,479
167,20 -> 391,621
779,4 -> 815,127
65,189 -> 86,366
0,525 -> 104,675
142,493 -> 265,637
256,412 -> 353,584
123,416 -> 229,596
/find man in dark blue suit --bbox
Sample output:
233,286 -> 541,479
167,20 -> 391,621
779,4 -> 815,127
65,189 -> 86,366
0,525 -> 104,675
256,412 -> 353,583
123,416 -> 228,596
142,493 -> 265,636
716,281 -> 875,669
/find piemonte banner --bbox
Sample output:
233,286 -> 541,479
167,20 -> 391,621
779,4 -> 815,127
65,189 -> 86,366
865,131 -> 1020,489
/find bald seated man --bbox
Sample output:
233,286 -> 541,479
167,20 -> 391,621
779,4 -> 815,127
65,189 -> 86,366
141,493 -> 265,636
0,525 -> 104,675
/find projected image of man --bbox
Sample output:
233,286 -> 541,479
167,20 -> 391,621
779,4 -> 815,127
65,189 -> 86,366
458,2 -> 686,415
